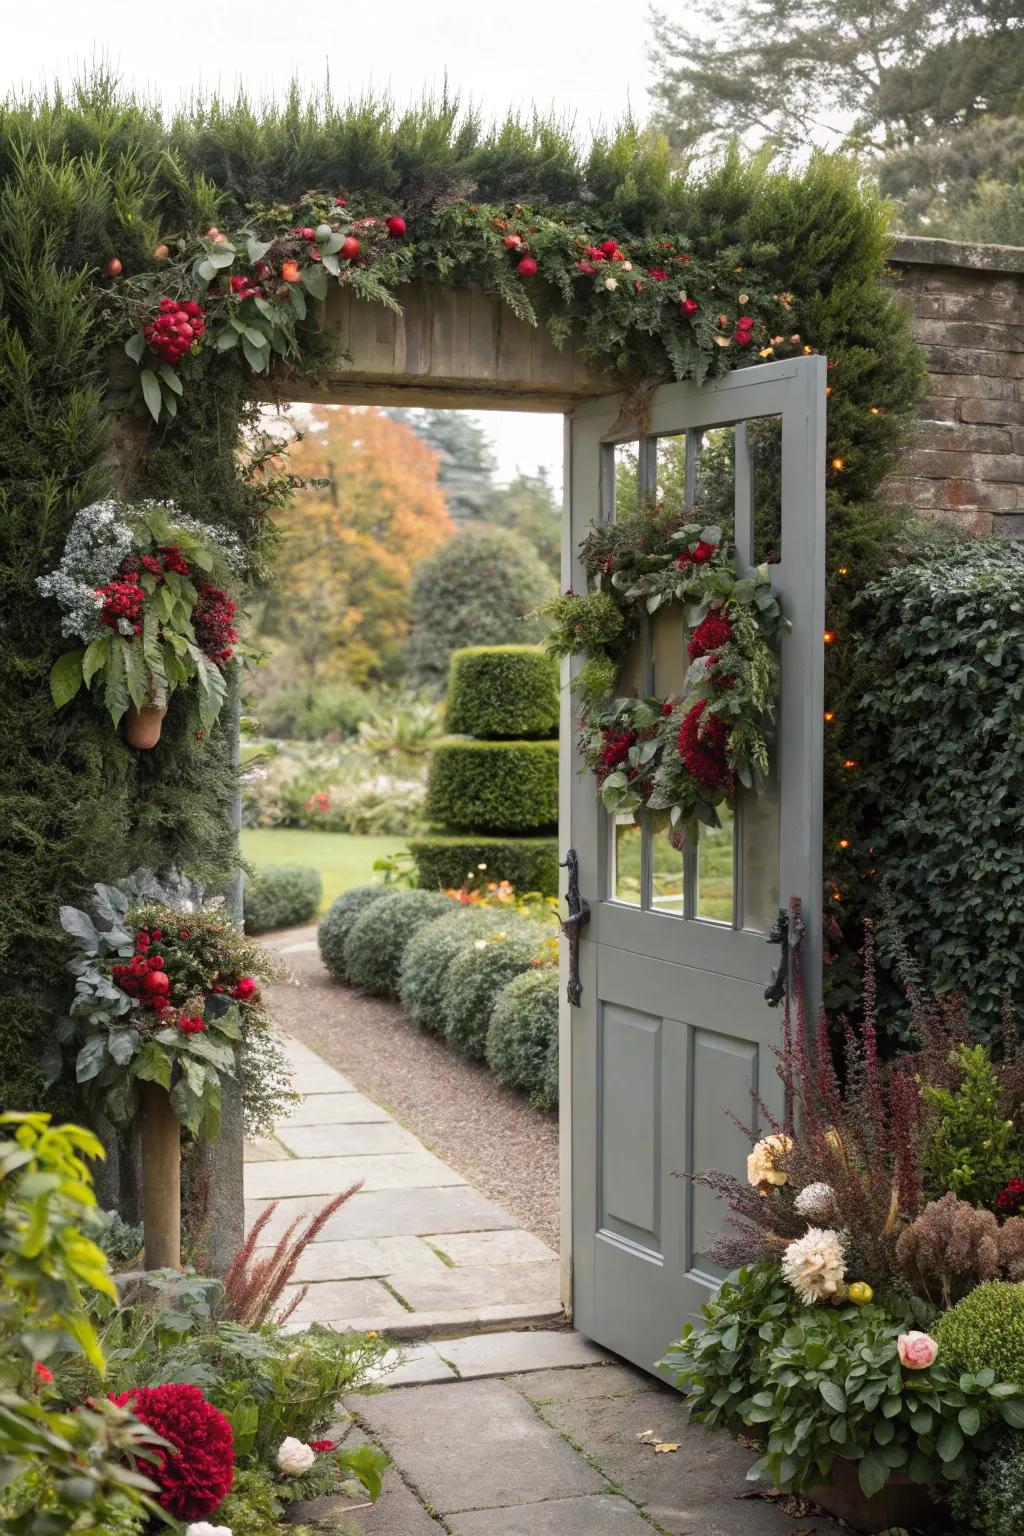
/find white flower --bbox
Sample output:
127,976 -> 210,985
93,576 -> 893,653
621,261 -> 633,271
276,1436 -> 316,1474
794,1182 -> 836,1222
186,1525 -> 233,1536
604,277 -> 618,291
746,1133 -> 792,1190
782,1227 -> 846,1305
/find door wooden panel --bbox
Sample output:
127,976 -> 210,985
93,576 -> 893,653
563,357 -> 826,1375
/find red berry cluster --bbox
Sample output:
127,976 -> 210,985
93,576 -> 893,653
677,700 -> 730,796
229,273 -> 265,301
577,237 -> 624,274
688,609 -> 733,662
676,538 -> 718,572
97,571 -> 145,634
177,1014 -> 207,1035
111,927 -> 171,1009
732,314 -> 756,348
192,584 -> 238,665
142,298 -> 206,366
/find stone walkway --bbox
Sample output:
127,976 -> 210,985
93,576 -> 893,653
244,1032 -> 563,1336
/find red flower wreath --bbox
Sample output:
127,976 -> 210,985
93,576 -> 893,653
677,700 -> 730,795
110,1382 -> 234,1519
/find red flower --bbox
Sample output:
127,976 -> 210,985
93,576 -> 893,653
33,1362 -> 53,1384
193,585 -> 239,667
232,976 -> 257,1001
677,701 -> 729,796
676,539 -> 717,572
997,1178 -> 1024,1216
680,298 -> 698,318
599,727 -> 637,771
648,267 -> 668,280
109,1383 -> 234,1520
177,1014 -> 207,1035
151,929 -> 163,941
96,571 -> 145,635
310,1440 -> 336,1453
159,546 -> 191,576
576,259 -> 596,274
687,610 -> 733,661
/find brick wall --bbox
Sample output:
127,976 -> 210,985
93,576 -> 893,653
885,236 -> 1024,537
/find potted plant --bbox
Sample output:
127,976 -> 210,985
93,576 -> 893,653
38,499 -> 246,747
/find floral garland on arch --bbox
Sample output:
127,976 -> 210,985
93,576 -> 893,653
542,504 -> 786,837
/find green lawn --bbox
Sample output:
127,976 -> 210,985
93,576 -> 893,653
240,829 -> 408,911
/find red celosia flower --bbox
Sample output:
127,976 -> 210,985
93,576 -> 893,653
687,610 -> 733,661
599,727 -> 637,771
676,539 -> 717,571
109,1383 -> 234,1520
96,570 -> 145,635
310,1440 -> 336,1453
177,1014 -> 207,1035
192,585 -> 239,667
159,546 -> 191,576
33,1362 -> 53,1384
677,700 -> 729,795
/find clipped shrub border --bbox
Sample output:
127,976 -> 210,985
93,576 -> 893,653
342,889 -> 455,998
446,645 -> 559,740
409,835 -> 559,898
317,885 -> 390,982
425,739 -> 558,833
441,926 -> 539,1059
244,864 -> 322,934
398,907 -> 509,1034
486,965 -> 560,1108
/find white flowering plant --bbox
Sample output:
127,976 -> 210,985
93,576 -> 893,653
38,499 -> 246,729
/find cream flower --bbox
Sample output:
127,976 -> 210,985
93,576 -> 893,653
897,1331 -> 938,1370
604,277 -> 618,291
794,1182 -> 836,1222
186,1526 -> 233,1536
276,1436 -> 316,1475
746,1133 -> 792,1190
782,1227 -> 846,1305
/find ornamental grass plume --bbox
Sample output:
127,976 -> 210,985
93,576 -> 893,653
222,1185 -> 361,1328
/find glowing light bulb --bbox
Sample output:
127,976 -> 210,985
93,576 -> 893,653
831,457 -> 845,471
837,566 -> 849,576
843,759 -> 857,769
824,711 -> 834,723
824,630 -> 836,644
838,838 -> 850,849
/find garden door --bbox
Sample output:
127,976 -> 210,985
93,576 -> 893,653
562,355 -> 826,1375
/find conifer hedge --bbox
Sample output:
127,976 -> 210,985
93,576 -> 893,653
1,78 -> 931,1107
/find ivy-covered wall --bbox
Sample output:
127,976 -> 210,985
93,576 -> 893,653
0,80 -> 932,1109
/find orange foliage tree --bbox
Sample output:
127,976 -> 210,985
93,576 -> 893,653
259,406 -> 453,689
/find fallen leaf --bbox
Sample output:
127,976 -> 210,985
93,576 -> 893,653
653,1442 -> 680,1454
636,1430 -> 655,1441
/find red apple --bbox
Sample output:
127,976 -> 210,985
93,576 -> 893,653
104,257 -> 122,277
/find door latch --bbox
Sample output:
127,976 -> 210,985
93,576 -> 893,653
764,902 -> 803,1007
559,849 -> 591,1007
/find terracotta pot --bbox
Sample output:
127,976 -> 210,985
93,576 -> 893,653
807,1460 -> 943,1532
124,703 -> 168,749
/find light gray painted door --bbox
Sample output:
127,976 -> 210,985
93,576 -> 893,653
562,357 -> 826,1375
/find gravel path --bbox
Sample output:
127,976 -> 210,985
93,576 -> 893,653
263,928 -> 561,1249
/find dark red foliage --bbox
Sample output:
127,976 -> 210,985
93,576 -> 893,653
192,585 -> 238,666
109,1383 -> 233,1520
677,700 -> 729,794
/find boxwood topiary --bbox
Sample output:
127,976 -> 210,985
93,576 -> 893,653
409,835 -> 559,897
936,1280 -> 1024,1384
446,645 -> 559,740
441,925 -> 539,1059
486,965 -> 560,1107
343,889 -> 456,998
318,885 -> 390,982
425,740 -> 558,833
244,864 -> 322,934
398,907 -> 508,1034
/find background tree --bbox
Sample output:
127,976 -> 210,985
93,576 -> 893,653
257,407 -> 452,699
647,1 -> 1024,239
406,527 -> 556,693
487,468 -> 562,574
387,409 -> 497,524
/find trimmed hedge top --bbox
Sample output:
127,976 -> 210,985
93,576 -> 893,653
446,646 -> 559,740
425,739 -> 558,833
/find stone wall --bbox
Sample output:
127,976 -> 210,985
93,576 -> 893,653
886,236 -> 1024,537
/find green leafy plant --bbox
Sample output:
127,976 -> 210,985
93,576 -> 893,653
317,885 -> 390,983
342,889 -> 455,998
951,1431 -> 1024,1536
921,1044 -> 1019,1209
486,965 -> 560,1107
244,863 -> 322,933
661,1263 -> 1024,1500
397,907 -> 509,1033
425,739 -> 559,833
409,834 -> 559,898
442,926 -> 539,1059
937,1282 -> 1024,1386
446,645 -> 560,740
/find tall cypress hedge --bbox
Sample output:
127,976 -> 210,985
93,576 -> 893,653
1,79 -> 929,1107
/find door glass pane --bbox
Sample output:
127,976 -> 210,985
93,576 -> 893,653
613,442 -> 640,520
655,433 -> 687,515
750,415 -> 783,565
612,815 -> 642,905
650,819 -> 685,914
739,780 -> 780,933
697,425 -> 735,542
696,808 -> 735,924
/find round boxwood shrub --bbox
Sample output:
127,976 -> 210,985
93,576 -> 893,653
244,864 -> 322,934
425,740 -> 558,833
486,965 -> 560,1107
398,907 -> 508,1034
446,646 -> 559,740
318,885 -> 390,982
936,1281 -> 1024,1383
441,925 -> 539,1059
343,889 -> 456,998
409,835 -> 559,897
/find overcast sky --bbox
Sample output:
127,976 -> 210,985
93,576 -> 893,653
3,0 -> 666,492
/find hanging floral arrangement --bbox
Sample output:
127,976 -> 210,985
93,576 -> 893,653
54,872 -> 289,1139
38,500 -> 247,746
542,504 -> 786,836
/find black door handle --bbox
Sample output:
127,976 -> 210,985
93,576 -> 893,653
559,849 -> 591,1007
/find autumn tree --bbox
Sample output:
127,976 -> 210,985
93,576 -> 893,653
258,406 -> 453,694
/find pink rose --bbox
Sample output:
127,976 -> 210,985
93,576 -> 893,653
897,1331 -> 938,1370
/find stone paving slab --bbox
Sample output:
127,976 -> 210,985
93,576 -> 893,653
243,1135 -> 288,1161
257,1234 -> 450,1283
278,1091 -> 391,1126
372,1343 -> 459,1386
282,1278 -> 412,1330
385,1259 -> 561,1312
275,1121 -> 424,1158
288,1429 -> 444,1534
244,1185 -> 519,1243
245,1151 -> 466,1199
448,1494 -> 652,1534
288,1060 -> 357,1094
437,1328 -> 608,1378
435,1229 -> 555,1266
353,1379 -> 606,1514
